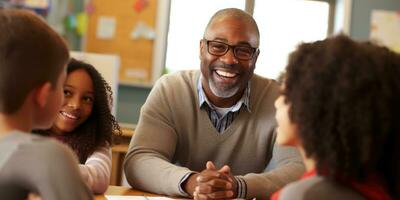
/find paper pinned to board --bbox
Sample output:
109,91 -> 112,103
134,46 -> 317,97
105,195 -> 174,200
370,10 -> 400,53
130,21 -> 155,40
97,16 -> 117,40
24,0 -> 49,9
76,12 -> 88,35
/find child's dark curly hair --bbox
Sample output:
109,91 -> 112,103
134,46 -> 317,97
283,35 -> 400,198
36,58 -> 122,163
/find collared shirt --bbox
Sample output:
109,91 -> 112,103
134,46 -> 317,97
197,75 -> 251,133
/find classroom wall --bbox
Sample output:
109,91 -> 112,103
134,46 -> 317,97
116,0 -> 400,124
350,0 -> 400,39
116,85 -> 151,124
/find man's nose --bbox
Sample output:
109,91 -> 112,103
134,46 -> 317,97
219,48 -> 239,65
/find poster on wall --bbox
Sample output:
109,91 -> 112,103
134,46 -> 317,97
370,10 -> 400,53
96,16 -> 116,40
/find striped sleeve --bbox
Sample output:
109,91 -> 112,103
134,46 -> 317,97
79,145 -> 112,194
234,176 -> 247,199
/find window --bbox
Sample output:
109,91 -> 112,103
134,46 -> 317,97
253,0 -> 330,79
165,0 -> 245,73
164,0 -> 331,80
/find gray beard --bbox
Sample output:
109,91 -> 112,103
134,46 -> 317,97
209,78 -> 239,98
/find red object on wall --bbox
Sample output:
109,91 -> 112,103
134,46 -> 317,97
133,0 -> 149,13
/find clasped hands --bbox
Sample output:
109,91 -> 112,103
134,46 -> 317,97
184,161 -> 237,200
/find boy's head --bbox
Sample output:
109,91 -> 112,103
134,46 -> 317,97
0,9 -> 69,128
279,35 -> 400,194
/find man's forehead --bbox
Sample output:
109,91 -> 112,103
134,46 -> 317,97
205,17 -> 259,47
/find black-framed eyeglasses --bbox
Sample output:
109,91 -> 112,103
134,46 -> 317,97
204,39 -> 258,61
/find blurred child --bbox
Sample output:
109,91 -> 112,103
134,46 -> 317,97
271,35 -> 400,200
35,58 -> 122,194
0,9 -> 92,200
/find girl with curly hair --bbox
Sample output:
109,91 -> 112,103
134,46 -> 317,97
271,35 -> 400,200
35,58 -> 121,194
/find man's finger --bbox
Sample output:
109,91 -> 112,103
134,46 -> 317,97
207,190 -> 234,199
195,185 -> 212,194
218,165 -> 231,174
207,178 -> 232,190
197,171 -> 232,182
206,161 -> 216,170
196,179 -> 232,193
196,193 -> 209,200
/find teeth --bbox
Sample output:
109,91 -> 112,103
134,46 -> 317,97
216,70 -> 236,78
61,111 -> 78,120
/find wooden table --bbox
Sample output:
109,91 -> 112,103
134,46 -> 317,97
95,186 -> 160,200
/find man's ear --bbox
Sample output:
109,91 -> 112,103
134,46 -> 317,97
34,82 -> 52,108
199,39 -> 205,59
253,49 -> 260,64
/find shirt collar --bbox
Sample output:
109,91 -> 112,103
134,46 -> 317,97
197,75 -> 251,112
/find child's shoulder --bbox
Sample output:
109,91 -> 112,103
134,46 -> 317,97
1,131 -> 56,148
0,131 -> 77,163
279,176 -> 365,200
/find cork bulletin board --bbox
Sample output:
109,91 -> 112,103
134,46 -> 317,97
370,9 -> 400,53
85,0 -> 157,85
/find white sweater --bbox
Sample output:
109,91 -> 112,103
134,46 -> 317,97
79,145 -> 111,194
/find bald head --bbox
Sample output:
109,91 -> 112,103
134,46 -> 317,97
203,8 -> 260,46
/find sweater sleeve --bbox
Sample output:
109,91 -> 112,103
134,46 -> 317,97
79,145 -> 111,194
238,143 -> 305,200
123,75 -> 193,197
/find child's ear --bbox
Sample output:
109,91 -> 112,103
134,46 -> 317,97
34,82 -> 52,108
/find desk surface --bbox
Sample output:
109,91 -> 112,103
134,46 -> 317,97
121,128 -> 135,137
95,186 -> 160,200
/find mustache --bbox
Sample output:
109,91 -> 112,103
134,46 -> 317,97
211,63 -> 241,70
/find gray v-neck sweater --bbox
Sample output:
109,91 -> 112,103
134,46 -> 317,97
124,70 -> 304,199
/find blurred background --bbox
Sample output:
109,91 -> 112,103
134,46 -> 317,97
1,0 -> 399,125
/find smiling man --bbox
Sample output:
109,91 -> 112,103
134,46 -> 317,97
124,8 -> 304,200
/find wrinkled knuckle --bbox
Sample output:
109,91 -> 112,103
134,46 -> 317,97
209,179 -> 218,185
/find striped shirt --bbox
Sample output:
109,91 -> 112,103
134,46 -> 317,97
197,75 -> 251,133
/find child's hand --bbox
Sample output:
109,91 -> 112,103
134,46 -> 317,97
27,193 -> 42,200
